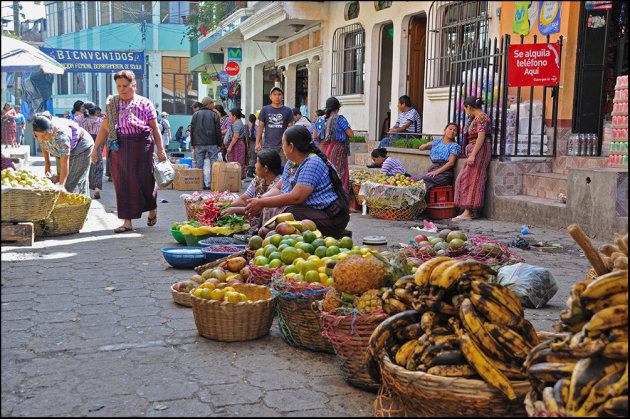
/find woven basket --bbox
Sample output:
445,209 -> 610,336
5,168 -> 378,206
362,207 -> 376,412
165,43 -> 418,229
170,284 -> 192,307
273,291 -> 334,353
379,353 -> 531,417
352,182 -> 365,205
190,283 -> 275,341
1,188 -> 61,222
246,262 -> 277,286
34,193 -> 91,237
320,310 -> 389,392
367,203 -> 423,221
194,249 -> 248,275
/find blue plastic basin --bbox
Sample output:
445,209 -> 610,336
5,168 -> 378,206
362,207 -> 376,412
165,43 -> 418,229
161,247 -> 206,269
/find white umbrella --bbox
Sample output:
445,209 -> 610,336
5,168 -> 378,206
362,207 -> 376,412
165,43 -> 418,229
1,36 -> 65,74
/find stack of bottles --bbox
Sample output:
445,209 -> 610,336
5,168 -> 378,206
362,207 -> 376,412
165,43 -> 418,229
610,75 -> 628,167
568,133 -> 599,156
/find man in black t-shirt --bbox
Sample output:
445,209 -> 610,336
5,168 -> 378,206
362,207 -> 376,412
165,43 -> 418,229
256,86 -> 293,163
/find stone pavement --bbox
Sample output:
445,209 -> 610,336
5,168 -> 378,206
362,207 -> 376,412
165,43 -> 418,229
1,156 -> 609,416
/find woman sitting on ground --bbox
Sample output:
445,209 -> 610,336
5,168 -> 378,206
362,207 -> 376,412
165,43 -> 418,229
222,148 -> 283,232
370,148 -> 410,177
416,122 -> 461,194
244,125 -> 350,239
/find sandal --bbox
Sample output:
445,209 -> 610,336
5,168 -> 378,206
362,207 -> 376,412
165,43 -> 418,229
147,214 -> 157,226
93,190 -> 101,199
114,226 -> 133,233
451,215 -> 472,222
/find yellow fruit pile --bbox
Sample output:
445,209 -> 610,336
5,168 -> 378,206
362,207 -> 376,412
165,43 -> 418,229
179,224 -> 250,236
192,285 -> 253,303
54,192 -> 91,207
1,168 -> 55,189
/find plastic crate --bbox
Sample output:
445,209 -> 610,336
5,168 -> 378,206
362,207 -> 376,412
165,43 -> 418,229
427,186 -> 453,204
426,202 -> 457,219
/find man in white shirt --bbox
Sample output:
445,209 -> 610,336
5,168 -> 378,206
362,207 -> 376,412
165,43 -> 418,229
159,112 -> 172,148
292,107 -> 312,129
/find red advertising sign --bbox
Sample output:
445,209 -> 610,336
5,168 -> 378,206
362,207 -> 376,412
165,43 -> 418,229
508,43 -> 560,87
225,61 -> 240,76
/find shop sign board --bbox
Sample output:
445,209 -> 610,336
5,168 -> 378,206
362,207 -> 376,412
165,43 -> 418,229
39,47 -> 144,73
219,71 -> 229,83
200,73 -> 212,84
538,1 -> 561,35
227,48 -> 242,62
508,43 -> 560,87
225,61 -> 240,76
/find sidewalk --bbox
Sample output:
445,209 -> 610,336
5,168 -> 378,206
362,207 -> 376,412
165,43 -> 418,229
1,156 -> 601,416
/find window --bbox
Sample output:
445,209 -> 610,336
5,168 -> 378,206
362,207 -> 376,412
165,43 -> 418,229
101,2 -> 111,26
375,1 -> 392,11
161,1 -> 191,24
346,2 -> 360,20
142,1 -> 152,22
426,1 -> 490,88
73,73 -> 86,95
162,57 -> 197,115
331,24 -> 365,96
74,1 -> 82,31
112,1 -> 123,23
57,2 -> 64,35
57,73 -> 69,95
87,2 -> 96,28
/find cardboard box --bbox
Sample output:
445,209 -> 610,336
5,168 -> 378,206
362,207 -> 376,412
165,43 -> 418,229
158,181 -> 173,190
211,161 -> 242,192
173,168 -> 203,191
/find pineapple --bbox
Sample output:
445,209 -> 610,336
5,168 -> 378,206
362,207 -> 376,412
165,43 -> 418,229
322,289 -> 342,312
355,289 -> 382,313
332,255 -> 389,295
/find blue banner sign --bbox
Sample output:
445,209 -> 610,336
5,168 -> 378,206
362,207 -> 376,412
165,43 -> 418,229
219,70 -> 229,83
39,47 -> 144,74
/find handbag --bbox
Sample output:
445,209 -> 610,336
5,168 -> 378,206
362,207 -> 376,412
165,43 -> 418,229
153,155 -> 175,187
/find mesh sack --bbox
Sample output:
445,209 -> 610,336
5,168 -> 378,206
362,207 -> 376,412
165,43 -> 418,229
359,181 -> 426,221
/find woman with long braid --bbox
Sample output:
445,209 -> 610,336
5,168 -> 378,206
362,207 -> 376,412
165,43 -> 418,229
244,125 -> 350,238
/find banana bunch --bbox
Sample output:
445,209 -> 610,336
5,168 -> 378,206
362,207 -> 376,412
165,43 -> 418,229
381,275 -> 418,315
524,250 -> 628,416
599,233 -> 629,272
366,258 -> 540,401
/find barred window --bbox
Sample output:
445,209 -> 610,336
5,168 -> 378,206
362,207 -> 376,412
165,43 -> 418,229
375,1 -> 392,11
162,57 -> 198,115
331,23 -> 365,96
426,1 -> 490,88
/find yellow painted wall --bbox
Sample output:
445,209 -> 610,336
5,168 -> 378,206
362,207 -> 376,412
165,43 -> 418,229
500,1 -> 581,121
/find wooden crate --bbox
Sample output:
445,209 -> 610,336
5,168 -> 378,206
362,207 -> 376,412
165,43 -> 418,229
1,222 -> 34,246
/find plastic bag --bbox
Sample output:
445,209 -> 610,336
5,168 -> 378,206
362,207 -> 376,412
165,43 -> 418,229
153,158 -> 175,188
496,263 -> 559,309
203,159 -> 211,188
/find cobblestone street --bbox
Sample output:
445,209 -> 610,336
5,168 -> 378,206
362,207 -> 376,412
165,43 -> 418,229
1,159 -> 604,417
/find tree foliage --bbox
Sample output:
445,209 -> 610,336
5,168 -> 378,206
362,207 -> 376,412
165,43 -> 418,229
182,1 -> 229,42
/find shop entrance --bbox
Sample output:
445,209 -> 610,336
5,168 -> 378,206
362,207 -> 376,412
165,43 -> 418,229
262,64 -> 277,107
573,2 -> 628,144
295,63 -> 308,116
407,14 -> 427,118
377,23 -> 393,140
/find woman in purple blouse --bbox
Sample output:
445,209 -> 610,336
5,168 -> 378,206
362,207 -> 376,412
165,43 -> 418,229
91,70 -> 167,233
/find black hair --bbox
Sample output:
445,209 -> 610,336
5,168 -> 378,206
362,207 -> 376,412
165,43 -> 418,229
95,106 -> 101,113
443,122 -> 460,140
463,96 -> 483,110
398,95 -> 412,108
371,148 -> 388,158
72,100 -> 84,114
283,125 -> 349,207
292,107 -> 302,116
315,109 -> 325,117
83,101 -> 97,117
192,101 -> 202,110
230,107 -> 245,119
324,97 -> 341,119
248,114 -> 257,124
256,148 -> 283,176
214,104 -> 226,117
32,112 -> 54,133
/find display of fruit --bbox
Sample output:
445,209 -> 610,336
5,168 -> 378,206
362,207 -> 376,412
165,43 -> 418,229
179,223 -> 250,236
523,228 -> 628,417
1,168 -> 56,189
355,289 -> 384,313
53,192 -> 91,206
171,220 -> 200,231
172,280 -> 198,293
350,171 -> 422,187
332,255 -> 389,295
365,258 -> 541,401
192,285 -> 252,303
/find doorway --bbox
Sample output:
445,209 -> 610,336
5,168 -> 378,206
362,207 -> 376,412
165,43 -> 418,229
407,15 -> 426,120
295,64 -> 308,116
377,23 -> 393,141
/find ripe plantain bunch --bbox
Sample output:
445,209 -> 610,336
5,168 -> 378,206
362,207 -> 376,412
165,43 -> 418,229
524,266 -> 628,416
365,257 -> 541,402
599,233 -> 629,272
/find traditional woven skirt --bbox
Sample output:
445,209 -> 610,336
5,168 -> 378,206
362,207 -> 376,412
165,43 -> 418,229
325,141 -> 349,191
227,139 -> 247,179
418,160 -> 454,193
110,131 -> 157,219
454,142 -> 491,210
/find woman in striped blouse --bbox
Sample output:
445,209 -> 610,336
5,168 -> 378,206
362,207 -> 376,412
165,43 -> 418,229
370,148 -> 409,176
91,70 -> 168,233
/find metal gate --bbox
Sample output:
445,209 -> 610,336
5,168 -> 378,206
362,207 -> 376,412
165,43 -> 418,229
447,34 -> 563,158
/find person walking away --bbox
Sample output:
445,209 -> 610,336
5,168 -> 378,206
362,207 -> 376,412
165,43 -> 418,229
13,106 -> 25,147
245,125 -> 350,239
224,107 -> 247,179
416,122 -> 461,195
370,148 -> 410,177
246,113 -> 258,178
175,126 -> 184,150
321,97 -> 354,191
452,97 -> 492,221
1,103 -> 17,148
311,109 -> 326,148
223,148 -> 283,232
378,95 -> 422,148
32,112 -> 94,196
90,70 -> 167,233
215,105 -> 231,161
256,86 -> 293,164
159,112 -> 171,151
292,107 -> 312,129
190,97 -> 222,189
70,100 -> 84,121
76,102 -> 105,199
